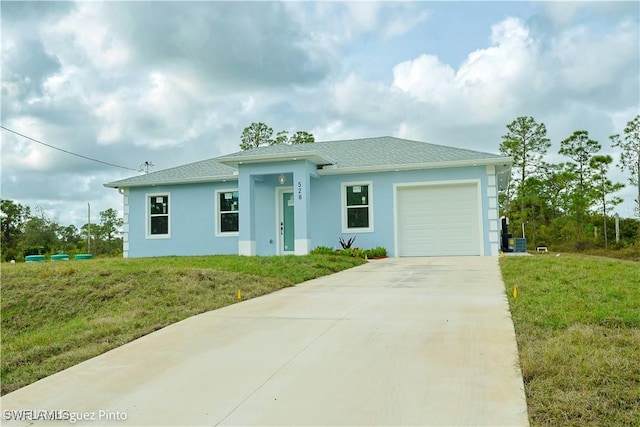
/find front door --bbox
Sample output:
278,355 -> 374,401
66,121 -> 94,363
279,190 -> 295,254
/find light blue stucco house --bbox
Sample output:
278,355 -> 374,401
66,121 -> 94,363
104,136 -> 511,258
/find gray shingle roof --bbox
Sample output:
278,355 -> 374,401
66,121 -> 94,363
105,136 -> 510,188
104,157 -> 236,188
218,136 -> 505,167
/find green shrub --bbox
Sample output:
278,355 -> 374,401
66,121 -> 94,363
310,246 -> 335,255
573,240 -> 596,252
368,246 -> 388,258
340,248 -> 355,257
337,246 -> 387,259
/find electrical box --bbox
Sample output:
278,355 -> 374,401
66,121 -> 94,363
514,238 -> 527,253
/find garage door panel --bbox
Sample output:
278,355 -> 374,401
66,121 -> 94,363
397,183 -> 481,256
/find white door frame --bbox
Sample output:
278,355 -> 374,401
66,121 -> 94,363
275,187 -> 294,255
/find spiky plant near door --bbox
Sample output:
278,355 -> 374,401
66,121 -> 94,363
339,235 -> 356,249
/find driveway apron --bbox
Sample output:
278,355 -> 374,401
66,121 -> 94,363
1,257 -> 529,426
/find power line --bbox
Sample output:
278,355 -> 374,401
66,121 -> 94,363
1,125 -> 140,172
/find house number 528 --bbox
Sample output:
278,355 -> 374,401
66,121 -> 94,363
297,181 -> 303,200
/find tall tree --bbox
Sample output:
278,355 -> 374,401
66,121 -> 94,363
499,117 -> 551,214
21,207 -> 60,254
559,130 -> 602,238
98,208 -> 124,255
540,163 -> 574,221
560,130 -> 601,189
0,199 -> 31,261
272,130 -> 289,146
240,122 -> 315,150
240,122 -> 274,150
59,225 -> 80,251
589,155 -> 624,249
290,130 -> 315,144
611,115 -> 640,218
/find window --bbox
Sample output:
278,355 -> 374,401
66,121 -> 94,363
147,194 -> 170,238
217,190 -> 239,235
343,182 -> 373,232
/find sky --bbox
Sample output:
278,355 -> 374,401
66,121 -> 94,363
2,1 -> 639,228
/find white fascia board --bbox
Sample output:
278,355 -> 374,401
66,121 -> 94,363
317,157 -> 513,176
217,151 -> 332,166
103,174 -> 239,189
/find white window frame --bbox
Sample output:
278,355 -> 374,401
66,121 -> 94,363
342,181 -> 374,233
215,189 -> 239,237
146,192 -> 171,239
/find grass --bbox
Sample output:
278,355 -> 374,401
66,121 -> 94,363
583,246 -> 640,262
500,254 -> 640,426
0,255 -> 366,395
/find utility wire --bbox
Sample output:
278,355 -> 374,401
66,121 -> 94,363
1,125 -> 140,172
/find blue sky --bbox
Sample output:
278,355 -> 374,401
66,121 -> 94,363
1,1 -> 639,226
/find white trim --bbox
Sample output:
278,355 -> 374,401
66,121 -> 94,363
217,151 -> 331,166
104,175 -> 238,189
294,239 -> 311,255
122,188 -> 129,258
393,179 -> 484,257
319,157 -> 512,176
341,181 -> 374,233
239,240 -> 256,256
145,192 -> 171,239
215,188 -> 240,237
276,187 -> 295,255
490,242 -> 500,256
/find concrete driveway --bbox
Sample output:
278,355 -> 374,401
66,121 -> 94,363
1,257 -> 529,426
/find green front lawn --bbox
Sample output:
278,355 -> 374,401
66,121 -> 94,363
1,255 -> 366,395
500,254 -> 640,426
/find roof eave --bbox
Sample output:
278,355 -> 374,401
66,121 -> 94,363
103,174 -> 239,189
318,157 -> 512,175
217,151 -> 332,166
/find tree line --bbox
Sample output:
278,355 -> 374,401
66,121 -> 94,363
240,122 -> 315,150
499,115 -> 640,250
0,200 -> 123,261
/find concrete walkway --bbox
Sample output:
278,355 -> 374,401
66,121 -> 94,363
1,257 -> 529,426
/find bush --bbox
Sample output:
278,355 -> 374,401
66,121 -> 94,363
340,248 -> 357,257
310,246 -> 335,255
362,247 -> 387,258
573,240 -> 596,252
335,246 -> 388,259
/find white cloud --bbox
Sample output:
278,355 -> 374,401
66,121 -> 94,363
3,117 -> 53,171
551,19 -> 639,93
389,17 -> 538,123
2,2 -> 638,223
45,2 -> 131,70
333,73 -> 412,126
541,2 -> 583,26
286,2 -> 430,44
348,14 -> 637,135
392,54 -> 455,104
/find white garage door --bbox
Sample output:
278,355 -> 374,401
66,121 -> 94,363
396,183 -> 481,256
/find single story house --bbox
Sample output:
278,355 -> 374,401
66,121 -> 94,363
104,136 -> 511,258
